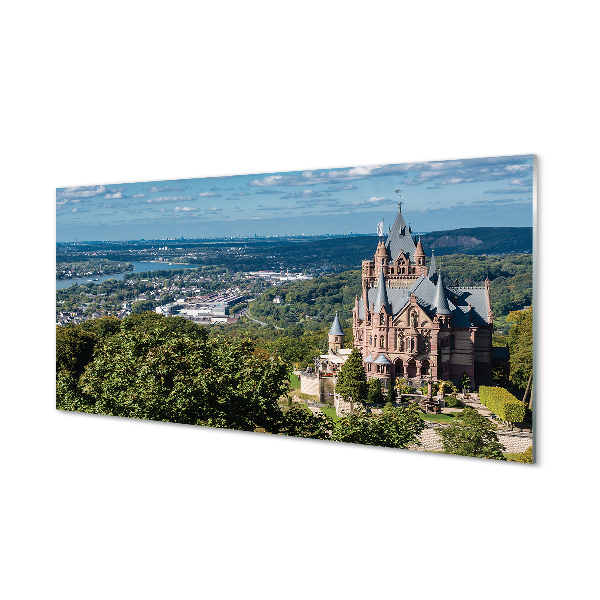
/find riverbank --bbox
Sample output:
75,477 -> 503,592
56,261 -> 200,290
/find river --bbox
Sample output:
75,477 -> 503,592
56,261 -> 199,290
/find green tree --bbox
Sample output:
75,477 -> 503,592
437,407 -> 507,460
507,307 -> 533,390
56,326 -> 98,378
283,405 -> 333,440
367,378 -> 383,404
335,348 -> 368,408
57,316 -> 289,433
386,379 -> 395,403
131,299 -> 155,314
459,371 -> 471,392
331,404 -> 425,449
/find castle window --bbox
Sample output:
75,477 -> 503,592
450,335 -> 455,349
380,314 -> 385,325
380,337 -> 384,347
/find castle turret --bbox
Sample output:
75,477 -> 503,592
434,271 -> 452,316
374,266 -> 391,314
428,249 -> 437,281
414,238 -> 426,275
328,312 -> 345,352
374,239 -> 389,274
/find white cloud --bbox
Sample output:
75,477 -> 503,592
104,192 -> 123,199
146,196 -> 193,204
197,192 -> 222,197
174,206 -> 197,212
56,185 -> 107,199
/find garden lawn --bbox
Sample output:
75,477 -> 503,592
418,412 -> 456,424
289,374 -> 301,390
319,405 -> 342,422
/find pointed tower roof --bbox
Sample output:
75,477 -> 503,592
385,202 -> 417,261
434,271 -> 451,315
374,267 -> 391,313
329,312 -> 345,336
428,250 -> 437,280
414,238 -> 425,258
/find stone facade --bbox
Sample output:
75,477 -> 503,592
300,373 -> 335,400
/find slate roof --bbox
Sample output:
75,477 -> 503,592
373,267 -> 391,313
364,353 -> 374,362
373,353 -> 392,365
492,346 -> 509,359
357,275 -> 491,327
433,272 -> 452,315
428,251 -> 437,280
329,312 -> 345,336
385,207 -> 417,261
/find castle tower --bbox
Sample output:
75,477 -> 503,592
328,312 -> 345,353
414,238 -> 427,276
434,270 -> 452,322
428,249 -> 437,281
374,239 -> 389,275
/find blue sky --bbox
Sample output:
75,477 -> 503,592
56,154 -> 534,241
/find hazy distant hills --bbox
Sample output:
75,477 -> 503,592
233,227 -> 533,272
418,227 -> 533,256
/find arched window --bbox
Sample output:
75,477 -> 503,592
380,337 -> 384,347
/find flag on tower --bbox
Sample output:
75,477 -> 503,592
377,220 -> 384,236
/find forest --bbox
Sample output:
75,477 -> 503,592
56,313 -> 427,448
246,253 -> 532,332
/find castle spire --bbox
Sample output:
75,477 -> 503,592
434,271 -> 451,315
428,249 -> 437,280
329,311 -> 345,336
414,238 -> 425,267
374,266 -> 391,314
385,192 -> 417,261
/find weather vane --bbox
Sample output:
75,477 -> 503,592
394,186 -> 403,211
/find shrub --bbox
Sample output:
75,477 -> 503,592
437,407 -> 506,460
479,386 -> 526,423
438,380 -> 457,395
507,446 -> 533,463
444,395 -> 463,408
367,378 -> 383,404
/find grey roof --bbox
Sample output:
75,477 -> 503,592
358,275 -> 491,326
364,353 -> 374,362
428,251 -> 437,280
492,346 -> 509,359
433,273 -> 452,315
329,312 -> 345,336
385,207 -> 417,262
373,267 -> 391,313
373,353 -> 392,365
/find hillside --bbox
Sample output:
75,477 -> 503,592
247,253 -> 532,333
419,227 -> 532,256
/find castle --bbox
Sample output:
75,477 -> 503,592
348,195 -> 494,389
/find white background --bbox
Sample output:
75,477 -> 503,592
2,1 -> 598,598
